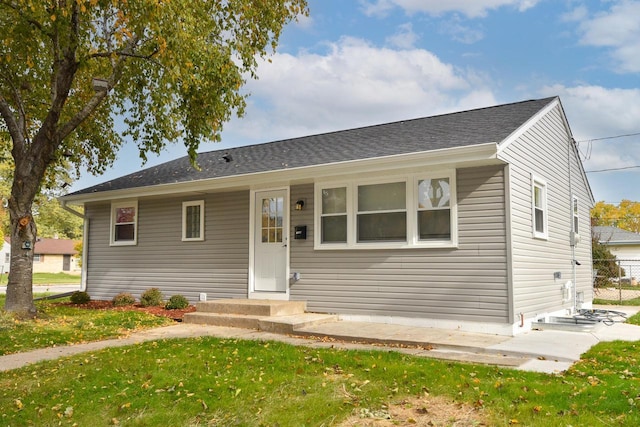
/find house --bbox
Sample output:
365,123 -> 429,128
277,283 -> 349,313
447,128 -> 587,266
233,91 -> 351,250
3,237 -> 80,274
593,226 -> 640,260
61,97 -> 594,335
593,225 -> 640,281
1,238 -> 10,275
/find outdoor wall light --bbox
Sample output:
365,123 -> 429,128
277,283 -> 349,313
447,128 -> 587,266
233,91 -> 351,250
295,200 -> 305,210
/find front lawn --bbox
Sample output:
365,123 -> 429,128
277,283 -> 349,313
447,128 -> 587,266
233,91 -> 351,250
32,272 -> 81,285
0,295 -> 172,355
1,336 -> 639,426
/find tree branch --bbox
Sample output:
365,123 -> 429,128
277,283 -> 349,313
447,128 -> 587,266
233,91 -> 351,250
0,94 -> 24,152
0,0 -> 53,38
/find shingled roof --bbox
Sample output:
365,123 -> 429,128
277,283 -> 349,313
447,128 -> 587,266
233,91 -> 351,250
593,226 -> 640,245
70,97 -> 557,196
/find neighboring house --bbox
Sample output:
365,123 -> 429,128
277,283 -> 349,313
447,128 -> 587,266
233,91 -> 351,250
593,226 -> 640,260
61,97 -> 594,335
0,238 -> 10,275
593,225 -> 640,281
3,237 -> 80,274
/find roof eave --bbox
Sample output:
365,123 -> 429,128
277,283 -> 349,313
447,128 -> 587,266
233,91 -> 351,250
60,142 -> 500,204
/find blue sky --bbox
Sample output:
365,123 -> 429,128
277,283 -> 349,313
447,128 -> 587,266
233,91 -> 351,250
72,0 -> 640,204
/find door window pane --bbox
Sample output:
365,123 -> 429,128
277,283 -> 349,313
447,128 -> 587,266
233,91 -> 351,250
261,197 -> 283,243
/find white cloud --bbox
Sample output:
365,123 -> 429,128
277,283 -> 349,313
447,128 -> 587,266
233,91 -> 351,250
361,0 -> 540,18
541,85 -> 640,186
385,23 -> 419,49
222,37 -> 495,143
440,18 -> 485,44
576,1 -> 640,73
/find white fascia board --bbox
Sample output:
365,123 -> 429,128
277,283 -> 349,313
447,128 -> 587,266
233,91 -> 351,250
61,142 -> 500,204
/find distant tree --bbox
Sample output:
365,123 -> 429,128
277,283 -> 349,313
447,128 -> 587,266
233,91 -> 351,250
591,200 -> 640,233
0,0 -> 308,314
32,198 -> 83,240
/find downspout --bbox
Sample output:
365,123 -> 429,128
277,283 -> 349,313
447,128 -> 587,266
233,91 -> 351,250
567,137 -> 577,313
60,201 -> 88,292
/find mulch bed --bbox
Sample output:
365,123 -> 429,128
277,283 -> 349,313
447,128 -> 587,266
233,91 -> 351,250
56,300 -> 196,321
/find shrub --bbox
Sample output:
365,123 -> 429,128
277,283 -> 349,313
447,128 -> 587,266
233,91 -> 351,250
112,292 -> 136,307
140,287 -> 164,307
165,294 -> 190,310
70,291 -> 91,304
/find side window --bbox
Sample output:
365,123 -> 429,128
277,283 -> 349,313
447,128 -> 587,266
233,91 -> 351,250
532,177 -> 547,239
320,187 -> 347,243
111,200 -> 138,246
182,200 -> 205,241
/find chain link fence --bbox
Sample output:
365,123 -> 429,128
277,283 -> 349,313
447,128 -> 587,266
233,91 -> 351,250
593,259 -> 640,302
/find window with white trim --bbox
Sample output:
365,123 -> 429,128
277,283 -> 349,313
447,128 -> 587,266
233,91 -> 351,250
316,171 -> 456,249
182,200 -> 205,241
572,195 -> 579,234
532,176 -> 547,239
357,181 -> 406,242
110,200 -> 138,245
320,187 -> 347,243
33,254 -> 42,262
417,177 -> 451,240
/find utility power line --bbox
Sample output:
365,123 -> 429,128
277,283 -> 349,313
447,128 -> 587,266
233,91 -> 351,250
585,165 -> 640,173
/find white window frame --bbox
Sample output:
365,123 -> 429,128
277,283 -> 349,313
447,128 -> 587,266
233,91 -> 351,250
314,171 -> 457,250
531,175 -> 548,240
110,199 -> 138,246
33,254 -> 42,262
182,200 -> 205,242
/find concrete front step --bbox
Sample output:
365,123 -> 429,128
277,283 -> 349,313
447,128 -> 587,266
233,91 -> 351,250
194,299 -> 306,316
182,311 -> 337,334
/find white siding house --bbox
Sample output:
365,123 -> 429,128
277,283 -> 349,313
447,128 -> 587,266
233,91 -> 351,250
61,97 -> 594,335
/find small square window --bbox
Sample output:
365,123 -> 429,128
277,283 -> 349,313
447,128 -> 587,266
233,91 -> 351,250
182,200 -> 205,241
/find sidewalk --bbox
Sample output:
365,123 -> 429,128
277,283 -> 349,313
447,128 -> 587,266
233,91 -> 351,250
2,305 -> 639,374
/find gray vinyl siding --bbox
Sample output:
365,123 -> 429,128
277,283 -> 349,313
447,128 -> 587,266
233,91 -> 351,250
289,165 -> 510,323
84,191 -> 250,302
499,104 -> 593,318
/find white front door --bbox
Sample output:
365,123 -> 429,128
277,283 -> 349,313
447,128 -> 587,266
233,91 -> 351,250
253,190 -> 288,293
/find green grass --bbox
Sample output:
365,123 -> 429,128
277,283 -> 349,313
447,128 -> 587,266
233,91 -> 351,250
0,295 -> 172,355
0,337 -> 639,426
32,272 -> 81,285
593,296 -> 640,306
1,273 -> 82,285
1,297 -> 639,425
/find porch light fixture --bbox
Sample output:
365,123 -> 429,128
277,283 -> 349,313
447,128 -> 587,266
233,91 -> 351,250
295,200 -> 305,210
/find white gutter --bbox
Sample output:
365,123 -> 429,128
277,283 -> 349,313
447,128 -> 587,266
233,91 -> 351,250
60,201 -> 88,292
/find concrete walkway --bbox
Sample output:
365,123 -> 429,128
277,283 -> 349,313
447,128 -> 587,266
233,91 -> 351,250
1,305 -> 639,374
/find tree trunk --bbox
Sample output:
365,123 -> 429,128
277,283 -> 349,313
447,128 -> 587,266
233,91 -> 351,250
4,169 -> 41,315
